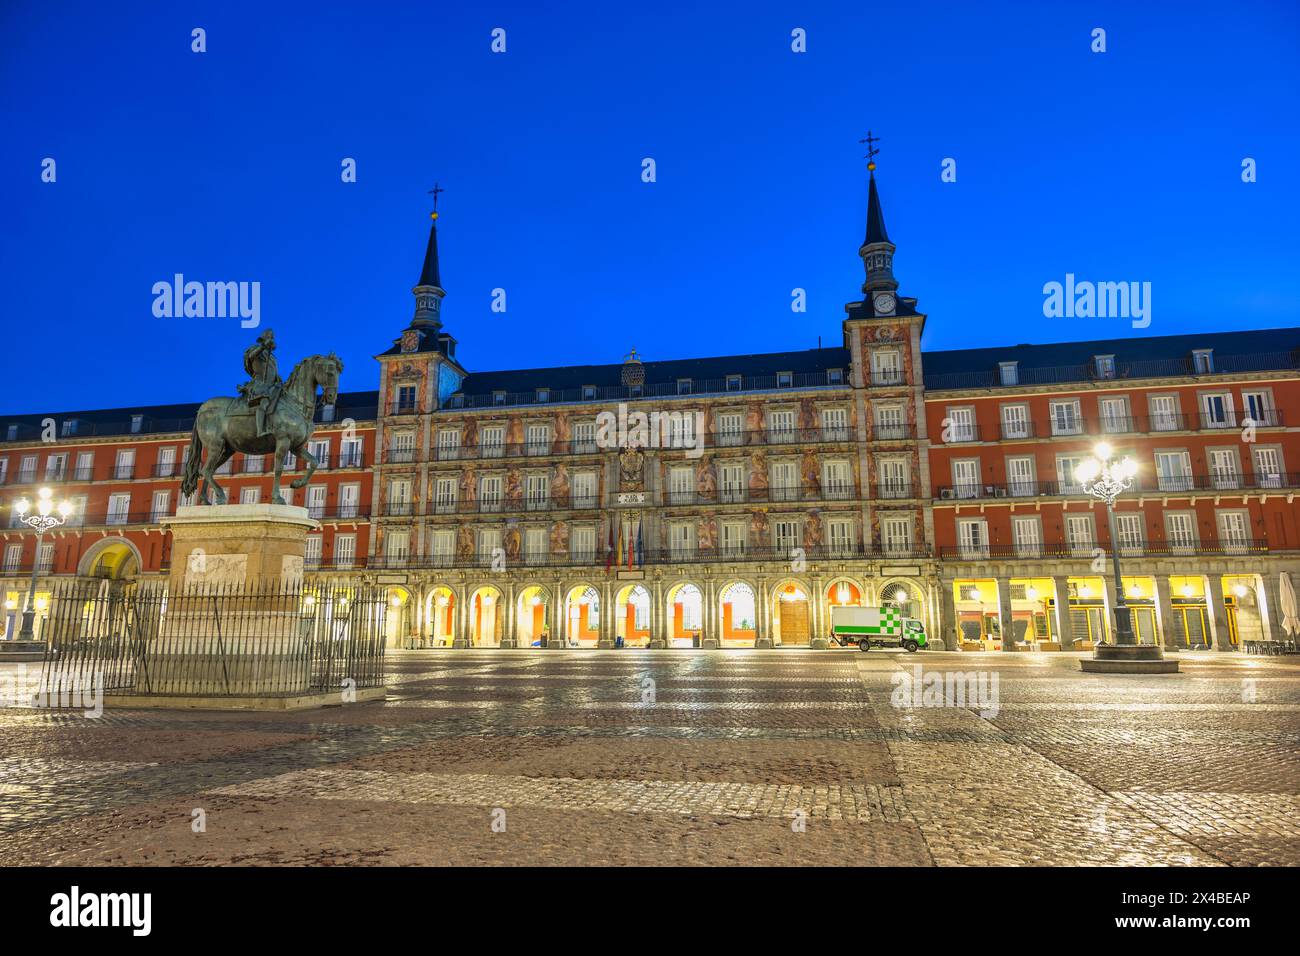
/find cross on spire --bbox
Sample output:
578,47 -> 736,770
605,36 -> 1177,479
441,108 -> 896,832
428,181 -> 446,218
859,130 -> 881,172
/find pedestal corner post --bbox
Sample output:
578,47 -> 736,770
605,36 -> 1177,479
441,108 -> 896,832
163,503 -> 321,592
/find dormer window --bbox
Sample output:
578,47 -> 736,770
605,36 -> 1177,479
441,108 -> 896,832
493,391 -> 507,406
320,403 -> 336,422
1192,349 -> 1214,374
582,385 -> 597,400
61,420 -> 77,437
130,415 -> 144,433
5,425 -> 16,441
536,388 -> 550,403
449,394 -> 465,408
998,362 -> 1018,386
726,375 -> 742,392
1094,355 -> 1116,379
827,369 -> 843,385
777,371 -> 793,388
677,379 -> 692,395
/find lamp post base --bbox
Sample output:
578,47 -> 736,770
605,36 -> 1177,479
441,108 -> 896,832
1080,643 -> 1180,674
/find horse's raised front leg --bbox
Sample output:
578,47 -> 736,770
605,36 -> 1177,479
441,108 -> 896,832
271,436 -> 290,505
289,442 -> 317,490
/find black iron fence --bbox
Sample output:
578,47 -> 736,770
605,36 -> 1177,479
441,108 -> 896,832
39,579 -> 386,703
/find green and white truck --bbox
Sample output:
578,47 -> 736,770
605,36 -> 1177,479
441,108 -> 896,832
829,605 -> 927,652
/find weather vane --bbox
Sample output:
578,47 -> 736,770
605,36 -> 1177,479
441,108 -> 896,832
428,181 -> 446,219
859,130 -> 881,172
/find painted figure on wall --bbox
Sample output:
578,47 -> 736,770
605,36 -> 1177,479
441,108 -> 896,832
749,451 -> 768,494
695,458 -> 716,499
552,462 -> 570,507
749,509 -> 770,548
549,520 -> 569,555
803,510 -> 823,550
698,515 -> 717,550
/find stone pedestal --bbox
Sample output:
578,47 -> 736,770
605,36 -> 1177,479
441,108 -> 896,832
164,503 -> 320,592
1079,643 -> 1180,674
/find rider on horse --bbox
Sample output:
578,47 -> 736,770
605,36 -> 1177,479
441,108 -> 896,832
240,329 -> 283,437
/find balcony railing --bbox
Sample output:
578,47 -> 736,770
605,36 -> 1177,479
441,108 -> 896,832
936,472 -> 1300,500
939,539 -> 1269,560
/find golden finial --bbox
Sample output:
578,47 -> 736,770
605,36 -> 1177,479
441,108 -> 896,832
859,130 -> 881,172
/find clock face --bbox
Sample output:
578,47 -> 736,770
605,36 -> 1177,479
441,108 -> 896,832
873,292 -> 896,313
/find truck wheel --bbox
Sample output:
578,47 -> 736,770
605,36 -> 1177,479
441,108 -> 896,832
858,639 -> 871,652
904,639 -> 919,653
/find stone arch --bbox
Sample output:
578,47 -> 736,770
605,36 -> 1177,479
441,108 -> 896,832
664,580 -> 704,648
515,584 -> 552,647
614,582 -> 652,647
563,582 -> 601,647
422,584 -> 457,647
770,577 -> 813,646
468,585 -> 505,647
76,537 -> 143,580
718,580 -> 758,647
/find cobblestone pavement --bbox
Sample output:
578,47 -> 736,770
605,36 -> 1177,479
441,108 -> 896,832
0,650 -> 1297,866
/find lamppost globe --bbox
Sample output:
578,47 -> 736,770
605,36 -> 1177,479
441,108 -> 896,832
10,487 -> 75,643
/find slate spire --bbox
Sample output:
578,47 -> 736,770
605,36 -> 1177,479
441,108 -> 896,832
411,205 -> 446,329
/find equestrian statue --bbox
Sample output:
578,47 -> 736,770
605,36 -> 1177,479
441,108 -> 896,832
181,329 -> 344,506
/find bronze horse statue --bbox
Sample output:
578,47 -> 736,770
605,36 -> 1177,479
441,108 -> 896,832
181,353 -> 344,506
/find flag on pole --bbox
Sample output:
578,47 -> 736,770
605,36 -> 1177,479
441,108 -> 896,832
605,520 -> 615,570
635,518 -> 644,568
627,517 -> 636,570
616,520 -> 625,568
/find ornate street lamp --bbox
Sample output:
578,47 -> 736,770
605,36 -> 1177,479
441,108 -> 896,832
1075,443 -> 1177,673
12,487 -> 74,642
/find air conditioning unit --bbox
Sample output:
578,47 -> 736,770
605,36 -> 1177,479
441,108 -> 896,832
939,488 -> 956,500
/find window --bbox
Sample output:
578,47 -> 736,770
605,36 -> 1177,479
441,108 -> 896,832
665,414 -> 696,450
4,543 -> 23,571
1216,511 -> 1250,553
536,388 -> 550,403
1098,396 -> 1130,433
1242,390 -> 1275,427
1208,449 -> 1240,490
956,518 -> 988,558
582,385 -> 597,401
718,412 -> 744,447
571,526 -> 596,562
67,495 -> 87,526
951,459 -> 979,499
385,530 -> 410,565
156,446 -> 176,478
1154,450 -> 1192,492
1111,513 -> 1144,555
304,535 -> 322,567
823,461 -> 851,499
388,479 -> 412,515
572,421 -> 597,453
1192,349 -> 1214,374
1199,392 -> 1234,429
668,466 -> 693,504
36,542 -> 54,572
1000,404 -> 1029,439
334,534 -> 356,567
1066,515 -> 1095,556
477,528 -> 502,564
719,462 -> 745,502
130,415 -> 144,433
114,449 -> 135,479
431,530 -> 455,567
150,490 -> 171,521
879,458 -> 910,498
18,454 -> 36,483
1012,516 -> 1042,557
726,375 -> 742,392
1049,399 -> 1082,436
774,519 -> 800,554
777,371 -> 793,388
770,461 -> 798,501
244,454 -> 264,474
525,474 -> 549,511
1056,455 -> 1085,494
677,379 -> 692,395
525,423 -> 550,456
999,362 -> 1018,386
481,426 -> 505,458
44,453 -> 67,481
1252,447 -> 1284,488
306,485 -> 326,519
308,439 -> 330,468
319,403 -> 335,423
875,405 -> 906,439
572,471 -> 597,508
394,385 -> 417,413
435,429 -> 460,461
239,487 -> 260,505
821,407 -> 849,441
827,518 -> 853,555
74,451 -> 93,480
1094,355 -> 1116,379
493,391 -> 507,406
946,406 -> 976,442
871,350 -> 902,385
340,437 -> 364,467
434,477 -> 457,513
338,483 -> 360,519
1164,513 -> 1197,552
721,521 -> 746,556
107,493 -> 131,525
1006,456 -> 1035,496
827,368 -> 843,385
768,409 -> 796,443
479,475 -> 503,511
669,523 -> 694,559
881,516 -> 912,555
60,420 -> 77,437
1148,395 -> 1180,431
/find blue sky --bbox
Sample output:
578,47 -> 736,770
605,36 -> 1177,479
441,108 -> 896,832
2,0 -> 1298,412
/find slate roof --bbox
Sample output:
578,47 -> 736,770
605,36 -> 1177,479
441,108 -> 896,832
921,327 -> 1300,389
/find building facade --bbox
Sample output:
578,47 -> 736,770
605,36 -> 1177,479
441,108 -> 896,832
3,177 -> 1298,651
